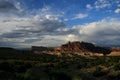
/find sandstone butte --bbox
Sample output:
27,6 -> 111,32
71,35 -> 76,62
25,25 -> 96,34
32,41 -> 112,56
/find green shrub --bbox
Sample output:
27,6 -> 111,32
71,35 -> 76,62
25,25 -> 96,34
0,71 -> 15,79
15,73 -> 25,80
15,65 -> 27,73
93,66 -> 108,77
49,71 -> 71,80
108,71 -> 120,79
113,63 -> 120,70
0,61 -> 15,72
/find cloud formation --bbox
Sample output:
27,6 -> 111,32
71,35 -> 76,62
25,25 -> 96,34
0,13 -> 67,48
73,18 -> 120,46
86,4 -> 93,10
73,13 -> 88,20
86,0 -> 120,14
94,0 -> 111,9
1,15 -> 120,48
115,8 -> 120,13
0,0 -> 16,10
0,0 -> 25,17
0,0 -> 120,48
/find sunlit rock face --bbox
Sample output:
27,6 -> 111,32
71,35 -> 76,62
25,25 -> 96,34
55,41 -> 111,56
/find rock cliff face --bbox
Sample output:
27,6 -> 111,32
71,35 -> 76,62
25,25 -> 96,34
111,47 -> 120,52
31,41 -> 111,56
55,41 -> 94,51
55,41 -> 111,56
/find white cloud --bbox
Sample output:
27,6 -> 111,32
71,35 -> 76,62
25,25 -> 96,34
73,13 -> 88,20
45,14 -> 59,20
63,13 -> 88,21
94,0 -> 111,9
0,0 -> 68,48
115,8 -> 120,13
73,18 -> 120,46
65,34 -> 79,42
0,6 -> 66,48
118,4 -> 120,7
86,4 -> 93,9
41,6 -> 51,12
64,18 -> 69,21
0,14 -> 120,47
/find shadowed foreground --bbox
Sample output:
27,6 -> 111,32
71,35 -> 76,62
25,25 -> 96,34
0,48 -> 120,80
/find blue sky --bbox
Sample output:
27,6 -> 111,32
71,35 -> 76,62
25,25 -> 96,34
19,0 -> 120,26
0,0 -> 120,48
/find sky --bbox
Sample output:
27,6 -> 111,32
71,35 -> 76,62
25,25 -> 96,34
0,0 -> 120,48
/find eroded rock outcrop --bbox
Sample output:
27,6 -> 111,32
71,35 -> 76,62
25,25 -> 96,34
55,41 -> 111,56
31,41 -> 111,56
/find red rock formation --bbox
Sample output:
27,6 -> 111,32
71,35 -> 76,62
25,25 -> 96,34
55,41 -> 111,56
31,41 -> 111,56
55,41 -> 93,52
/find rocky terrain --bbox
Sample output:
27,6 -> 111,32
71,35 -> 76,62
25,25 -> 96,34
31,41 -> 111,56
111,47 -> 120,52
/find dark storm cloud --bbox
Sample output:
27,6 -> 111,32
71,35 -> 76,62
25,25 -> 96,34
23,38 -> 43,44
0,15 -> 68,47
0,0 -> 17,11
1,32 -> 26,38
0,38 -> 21,48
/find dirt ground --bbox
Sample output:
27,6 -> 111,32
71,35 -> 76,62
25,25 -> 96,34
108,51 -> 120,56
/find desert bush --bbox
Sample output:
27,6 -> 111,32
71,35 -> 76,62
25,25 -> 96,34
24,68 -> 50,80
49,71 -> 71,80
0,61 -> 15,72
0,71 -> 15,79
108,71 -> 120,79
93,66 -> 108,77
113,63 -> 120,70
15,65 -> 28,73
24,69 -> 34,80
15,73 -> 25,80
